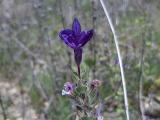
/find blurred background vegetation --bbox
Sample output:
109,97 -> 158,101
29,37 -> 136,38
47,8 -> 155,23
0,0 -> 160,120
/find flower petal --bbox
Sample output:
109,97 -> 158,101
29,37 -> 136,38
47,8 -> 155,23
74,48 -> 83,66
59,29 -> 77,49
72,17 -> 81,35
62,90 -> 71,95
78,29 -> 94,47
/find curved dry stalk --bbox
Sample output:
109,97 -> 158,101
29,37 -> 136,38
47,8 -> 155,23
139,33 -> 146,120
99,0 -> 130,120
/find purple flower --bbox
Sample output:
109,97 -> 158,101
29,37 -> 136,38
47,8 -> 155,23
62,82 -> 74,95
59,17 -> 94,78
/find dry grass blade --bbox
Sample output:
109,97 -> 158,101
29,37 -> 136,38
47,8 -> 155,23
99,0 -> 130,120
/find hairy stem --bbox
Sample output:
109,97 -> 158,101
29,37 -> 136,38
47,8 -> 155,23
99,0 -> 130,120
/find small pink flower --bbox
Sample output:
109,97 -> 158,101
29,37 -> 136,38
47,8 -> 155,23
90,79 -> 102,90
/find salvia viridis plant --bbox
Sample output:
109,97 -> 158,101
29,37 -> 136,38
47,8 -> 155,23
59,17 -> 103,120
